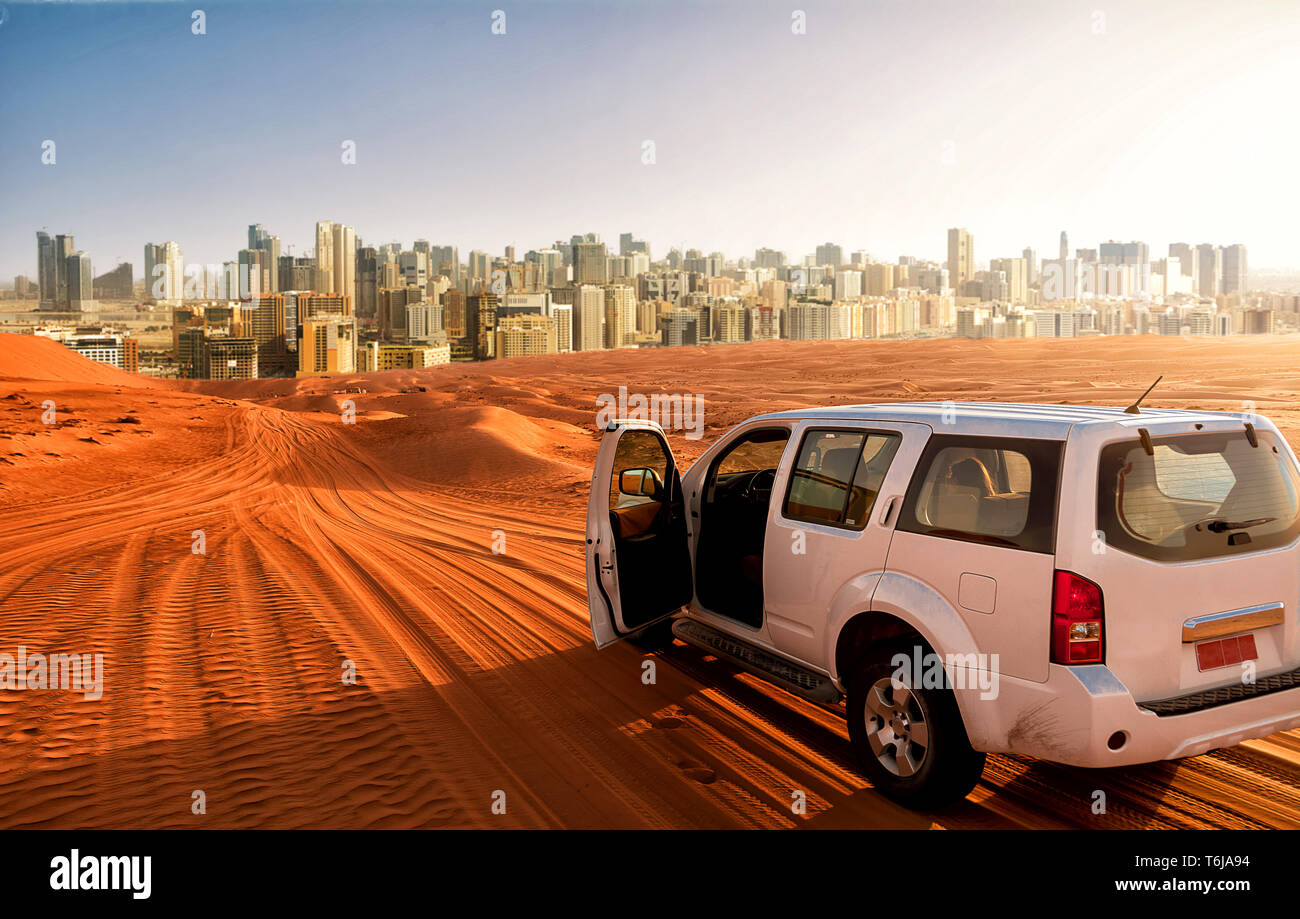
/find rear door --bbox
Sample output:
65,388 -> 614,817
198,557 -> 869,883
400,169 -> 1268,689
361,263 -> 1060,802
1063,417 -> 1300,703
586,421 -> 693,649
882,434 -> 1064,683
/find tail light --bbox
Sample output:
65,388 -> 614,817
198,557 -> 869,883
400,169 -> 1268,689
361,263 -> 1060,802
1051,570 -> 1105,664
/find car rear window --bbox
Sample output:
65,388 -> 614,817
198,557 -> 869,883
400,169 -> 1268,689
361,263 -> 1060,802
1097,430 -> 1300,561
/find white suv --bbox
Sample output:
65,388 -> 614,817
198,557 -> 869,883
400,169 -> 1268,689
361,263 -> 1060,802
585,402 -> 1300,808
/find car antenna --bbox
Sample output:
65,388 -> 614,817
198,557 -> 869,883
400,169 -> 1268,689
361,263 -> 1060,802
1124,375 -> 1162,415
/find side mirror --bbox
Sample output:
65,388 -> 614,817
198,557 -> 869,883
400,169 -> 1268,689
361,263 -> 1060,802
619,467 -> 664,499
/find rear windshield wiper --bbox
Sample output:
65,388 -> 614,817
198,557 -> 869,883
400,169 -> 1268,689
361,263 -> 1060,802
1196,516 -> 1277,533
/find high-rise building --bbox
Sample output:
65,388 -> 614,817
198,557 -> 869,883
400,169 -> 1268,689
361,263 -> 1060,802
278,256 -> 317,293
442,287 -> 466,339
1169,243 -> 1199,289
332,223 -> 355,303
495,314 -> 557,359
298,292 -> 352,318
573,240 -> 608,285
466,292 -> 499,360
297,317 -> 355,375
989,257 -> 1028,303
248,224 -> 281,292
93,262 -> 133,300
834,269 -> 862,300
238,248 -> 270,297
787,301 -> 830,340
204,335 -> 259,380
603,284 -> 636,348
1022,248 -> 1037,285
145,241 -> 184,301
406,301 -> 445,343
242,293 -> 287,376
315,221 -> 335,290
1221,244 -> 1248,295
1196,243 -> 1221,298
36,232 -> 59,307
378,286 -> 423,341
815,243 -> 843,266
52,234 -> 75,308
551,304 -> 573,353
717,304 -> 748,343
573,284 -> 605,351
356,247 -> 379,319
66,252 -> 95,311
866,263 -> 895,297
431,245 -> 459,283
1059,231 -> 1068,261
398,249 -> 428,292
947,228 -> 974,293
660,309 -> 699,347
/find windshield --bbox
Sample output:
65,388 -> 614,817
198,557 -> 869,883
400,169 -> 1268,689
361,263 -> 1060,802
1097,430 -> 1300,561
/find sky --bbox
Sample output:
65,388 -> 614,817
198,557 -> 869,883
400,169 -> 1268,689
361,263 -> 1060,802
2,0 -> 1299,282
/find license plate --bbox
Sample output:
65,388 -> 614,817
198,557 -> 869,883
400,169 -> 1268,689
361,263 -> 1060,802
1195,634 -> 1258,671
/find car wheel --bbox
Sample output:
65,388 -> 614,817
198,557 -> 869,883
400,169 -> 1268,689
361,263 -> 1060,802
846,639 -> 985,809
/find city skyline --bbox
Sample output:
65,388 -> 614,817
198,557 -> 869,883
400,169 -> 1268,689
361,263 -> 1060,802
3,0 -> 1300,280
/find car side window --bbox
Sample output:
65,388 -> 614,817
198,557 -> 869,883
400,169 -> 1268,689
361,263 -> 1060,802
899,434 -> 1062,553
609,429 -> 670,510
784,429 -> 901,529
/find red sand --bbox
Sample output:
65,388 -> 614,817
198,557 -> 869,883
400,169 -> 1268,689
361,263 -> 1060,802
0,333 -> 1297,828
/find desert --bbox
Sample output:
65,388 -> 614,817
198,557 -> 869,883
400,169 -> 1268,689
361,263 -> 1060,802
0,332 -> 1298,829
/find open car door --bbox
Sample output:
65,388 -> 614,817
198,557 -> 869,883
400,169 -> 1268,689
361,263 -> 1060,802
586,420 -> 693,649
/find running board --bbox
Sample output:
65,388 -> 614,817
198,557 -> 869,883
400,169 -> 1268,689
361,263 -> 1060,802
672,619 -> 842,704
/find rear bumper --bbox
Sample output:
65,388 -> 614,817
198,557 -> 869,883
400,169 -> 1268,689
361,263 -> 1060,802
956,663 -> 1300,767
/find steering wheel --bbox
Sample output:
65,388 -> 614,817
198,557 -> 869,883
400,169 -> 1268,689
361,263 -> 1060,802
743,468 -> 777,502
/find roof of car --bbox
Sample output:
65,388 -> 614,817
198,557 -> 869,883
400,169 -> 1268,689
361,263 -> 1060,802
751,401 -> 1238,439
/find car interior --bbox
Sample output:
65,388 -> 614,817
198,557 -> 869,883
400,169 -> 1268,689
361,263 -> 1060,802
607,429 -> 693,631
784,431 -> 899,528
694,428 -> 791,628
914,446 -> 1032,538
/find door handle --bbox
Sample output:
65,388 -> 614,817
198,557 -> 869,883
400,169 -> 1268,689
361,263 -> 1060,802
879,496 -> 900,527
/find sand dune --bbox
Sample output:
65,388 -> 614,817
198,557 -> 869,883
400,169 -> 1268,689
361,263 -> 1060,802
0,333 -> 1298,828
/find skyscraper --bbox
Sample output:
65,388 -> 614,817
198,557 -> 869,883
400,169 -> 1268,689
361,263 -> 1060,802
552,304 -> 573,353
1221,244 -> 1248,295
332,223 -> 355,304
356,247 -> 379,319
1196,243 -> 1221,298
466,291 -> 498,360
249,224 -> 281,292
66,252 -> 94,312
143,241 -> 184,301
947,228 -> 973,294
573,284 -> 605,351
1059,231 -> 1068,261
1169,243 -> 1198,287
603,284 -> 636,348
53,234 -> 75,308
36,232 -> 58,308
815,242 -> 843,267
572,240 -> 607,285
143,242 -> 162,300
315,221 -> 335,290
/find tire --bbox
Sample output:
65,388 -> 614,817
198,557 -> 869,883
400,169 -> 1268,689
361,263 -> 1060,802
628,618 -> 677,652
846,638 -> 985,809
